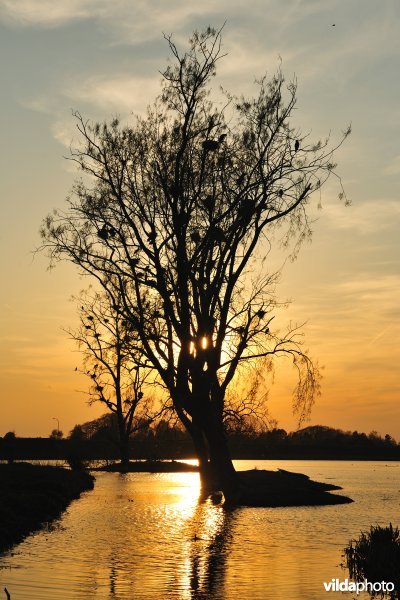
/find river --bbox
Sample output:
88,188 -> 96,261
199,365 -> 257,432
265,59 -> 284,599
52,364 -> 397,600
0,460 -> 399,599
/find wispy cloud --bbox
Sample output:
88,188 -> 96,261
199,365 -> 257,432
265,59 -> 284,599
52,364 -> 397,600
0,0 -> 101,27
323,198 -> 400,233
383,155 -> 400,176
0,0 -> 221,33
63,74 -> 161,114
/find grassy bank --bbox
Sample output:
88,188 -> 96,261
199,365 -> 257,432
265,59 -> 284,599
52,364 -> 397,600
0,462 -> 94,553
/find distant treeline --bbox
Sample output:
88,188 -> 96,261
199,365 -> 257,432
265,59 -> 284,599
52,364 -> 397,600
1,418 -> 400,461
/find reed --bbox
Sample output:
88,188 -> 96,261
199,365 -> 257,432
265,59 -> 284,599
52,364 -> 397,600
344,524 -> 400,598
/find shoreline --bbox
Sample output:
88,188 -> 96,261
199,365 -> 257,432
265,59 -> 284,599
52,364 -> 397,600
0,463 -> 94,554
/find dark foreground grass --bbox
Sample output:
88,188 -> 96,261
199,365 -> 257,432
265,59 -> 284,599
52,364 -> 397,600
344,524 -> 400,598
0,462 -> 94,553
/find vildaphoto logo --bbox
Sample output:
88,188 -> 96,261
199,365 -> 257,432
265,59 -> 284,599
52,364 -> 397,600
323,578 -> 395,594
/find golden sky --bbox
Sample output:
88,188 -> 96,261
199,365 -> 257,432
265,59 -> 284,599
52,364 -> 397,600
0,0 -> 399,438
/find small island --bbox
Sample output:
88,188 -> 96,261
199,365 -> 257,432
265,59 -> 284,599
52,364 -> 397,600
93,460 -> 352,506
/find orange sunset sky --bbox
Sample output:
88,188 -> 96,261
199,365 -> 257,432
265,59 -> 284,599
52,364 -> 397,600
0,0 -> 399,438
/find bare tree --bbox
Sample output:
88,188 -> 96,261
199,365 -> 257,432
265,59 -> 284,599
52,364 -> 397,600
223,358 -> 276,434
41,26 -> 349,500
68,288 -> 159,469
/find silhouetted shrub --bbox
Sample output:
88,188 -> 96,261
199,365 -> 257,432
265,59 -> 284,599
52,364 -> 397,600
65,454 -> 88,471
344,524 -> 400,598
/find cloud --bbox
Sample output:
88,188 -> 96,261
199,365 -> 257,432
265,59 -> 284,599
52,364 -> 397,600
63,74 -> 161,114
383,155 -> 400,176
0,0 -> 221,33
323,198 -> 400,234
0,0 -> 101,27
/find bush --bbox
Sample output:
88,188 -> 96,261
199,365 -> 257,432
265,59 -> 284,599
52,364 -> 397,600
344,524 -> 400,598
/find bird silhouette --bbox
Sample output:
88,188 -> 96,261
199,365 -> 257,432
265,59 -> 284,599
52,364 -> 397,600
294,140 -> 300,152
191,230 -> 201,244
210,226 -> 225,242
202,139 -> 220,151
202,195 -> 214,211
236,173 -> 246,187
97,225 -> 109,241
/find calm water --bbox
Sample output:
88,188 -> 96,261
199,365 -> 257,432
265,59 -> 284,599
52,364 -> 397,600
1,460 -> 399,599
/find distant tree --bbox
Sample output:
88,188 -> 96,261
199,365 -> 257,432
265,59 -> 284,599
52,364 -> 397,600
49,429 -> 64,439
384,433 -> 396,446
41,27 -> 349,500
67,288 -> 166,468
3,431 -> 16,464
69,424 -> 85,441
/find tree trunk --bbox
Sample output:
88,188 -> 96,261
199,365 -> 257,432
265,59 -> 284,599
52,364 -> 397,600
203,423 -> 239,503
119,431 -> 131,472
191,426 -> 213,489
188,415 -> 240,503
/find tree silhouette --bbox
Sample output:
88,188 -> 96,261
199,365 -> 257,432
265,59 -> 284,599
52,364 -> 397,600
49,429 -> 63,440
41,26 -> 349,500
67,288 -> 160,469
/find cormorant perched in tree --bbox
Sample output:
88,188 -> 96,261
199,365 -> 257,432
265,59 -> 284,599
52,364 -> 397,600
278,189 -> 284,197
202,195 -> 214,211
218,133 -> 227,143
236,173 -> 245,187
294,139 -> 300,152
209,226 -> 225,242
191,230 -> 201,243
129,257 -> 139,268
97,225 -> 109,241
202,139 -> 220,151
238,197 -> 256,221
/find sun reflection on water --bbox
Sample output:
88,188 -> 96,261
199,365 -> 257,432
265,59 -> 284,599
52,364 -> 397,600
2,462 -> 391,599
